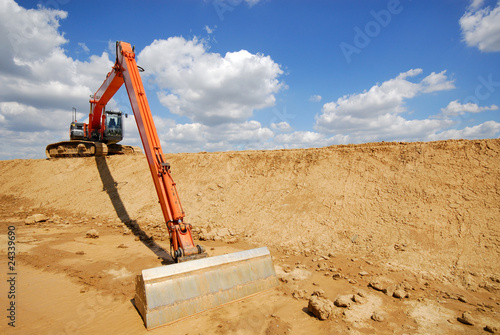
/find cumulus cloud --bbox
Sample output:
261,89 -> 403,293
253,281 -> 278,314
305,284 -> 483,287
0,1 -> 113,110
271,121 -> 293,132
440,100 -> 498,116
0,2 -> 283,159
272,131 -> 353,150
153,115 -> 274,152
420,71 -> 456,93
429,121 -> 500,141
1,0 -> 67,64
312,69 -> 500,143
0,128 -> 65,160
1,0 -> 498,160
0,0 -> 115,159
315,69 -> 455,136
274,131 -> 327,147
460,1 -> 500,52
469,0 -> 486,10
137,37 -> 284,126
0,102 -> 71,132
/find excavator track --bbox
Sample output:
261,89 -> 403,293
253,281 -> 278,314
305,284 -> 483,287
45,141 -> 107,158
107,144 -> 143,155
45,141 -> 142,158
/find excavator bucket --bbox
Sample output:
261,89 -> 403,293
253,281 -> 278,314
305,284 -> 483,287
134,247 -> 279,329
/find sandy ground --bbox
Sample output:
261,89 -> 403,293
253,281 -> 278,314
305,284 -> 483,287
0,138 -> 499,334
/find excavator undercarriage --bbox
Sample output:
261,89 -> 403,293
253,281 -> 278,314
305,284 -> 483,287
45,141 -> 142,158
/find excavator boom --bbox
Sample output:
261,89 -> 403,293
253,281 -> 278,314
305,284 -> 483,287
92,41 -> 278,329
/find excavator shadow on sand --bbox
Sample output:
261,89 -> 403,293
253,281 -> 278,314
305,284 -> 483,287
46,41 -> 279,329
95,156 -> 174,265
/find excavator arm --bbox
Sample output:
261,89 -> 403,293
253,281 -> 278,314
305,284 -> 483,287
88,60 -> 122,139
95,41 -> 205,262
93,41 -> 278,329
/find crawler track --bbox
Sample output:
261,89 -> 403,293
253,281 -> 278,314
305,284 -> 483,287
45,141 -> 141,158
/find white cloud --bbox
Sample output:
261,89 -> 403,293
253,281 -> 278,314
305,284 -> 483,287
469,0 -> 486,10
0,1 -> 113,111
0,2 -> 283,159
0,128 -> 66,160
107,40 -> 116,53
78,42 -> 90,53
460,1 -> 500,52
273,131 -> 351,150
0,102 -> 71,132
204,25 -> 216,34
420,71 -> 456,93
0,0 -> 115,159
244,0 -> 264,7
137,37 -> 284,126
309,95 -> 322,102
440,100 -> 498,116
311,69 -> 500,144
275,131 -> 326,147
153,116 -> 275,152
1,1 -> 67,64
315,69 -> 455,136
429,121 -> 500,140
0,1 -> 498,160
271,121 -> 293,132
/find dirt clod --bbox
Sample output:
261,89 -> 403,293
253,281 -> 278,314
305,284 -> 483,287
369,278 -> 390,292
334,294 -> 353,308
308,295 -> 335,320
371,311 -> 385,322
86,228 -> 99,238
485,325 -> 498,333
25,213 -> 48,224
457,311 -> 475,325
393,287 -> 408,299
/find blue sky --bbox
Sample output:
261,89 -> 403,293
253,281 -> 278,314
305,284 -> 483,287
0,0 -> 499,159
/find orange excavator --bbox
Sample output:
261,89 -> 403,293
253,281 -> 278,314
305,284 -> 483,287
48,41 -> 278,329
45,106 -> 141,157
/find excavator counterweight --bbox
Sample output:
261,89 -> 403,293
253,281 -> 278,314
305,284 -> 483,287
49,41 -> 279,329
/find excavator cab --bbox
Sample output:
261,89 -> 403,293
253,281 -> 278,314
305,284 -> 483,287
68,111 -> 123,144
103,111 -> 123,144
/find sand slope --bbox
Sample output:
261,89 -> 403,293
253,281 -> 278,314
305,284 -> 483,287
2,139 -> 499,280
1,138 -> 499,334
